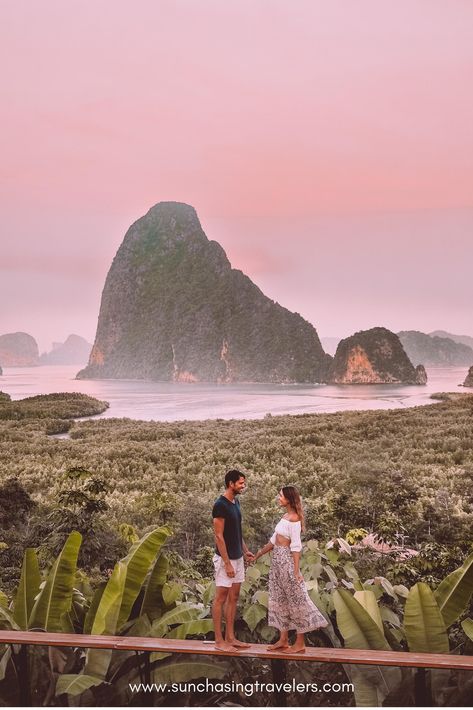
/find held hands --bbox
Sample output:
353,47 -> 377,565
244,550 -> 256,565
295,571 -> 304,583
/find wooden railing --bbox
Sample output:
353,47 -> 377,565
2,630 -> 473,706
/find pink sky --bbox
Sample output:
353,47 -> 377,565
1,0 -> 472,352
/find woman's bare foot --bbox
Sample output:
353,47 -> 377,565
266,641 -> 289,650
285,644 -> 306,653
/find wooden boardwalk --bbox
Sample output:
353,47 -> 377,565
2,630 -> 473,670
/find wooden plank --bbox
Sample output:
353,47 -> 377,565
1,631 -> 473,670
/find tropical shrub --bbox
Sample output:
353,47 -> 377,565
1,531 -> 473,706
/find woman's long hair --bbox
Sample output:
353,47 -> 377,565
282,485 -> 305,532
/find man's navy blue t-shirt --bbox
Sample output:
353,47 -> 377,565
212,495 -> 243,560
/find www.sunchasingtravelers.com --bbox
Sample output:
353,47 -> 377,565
129,678 -> 354,698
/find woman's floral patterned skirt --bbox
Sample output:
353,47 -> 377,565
268,545 -> 329,633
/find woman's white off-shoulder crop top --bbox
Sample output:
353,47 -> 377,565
270,518 -> 302,552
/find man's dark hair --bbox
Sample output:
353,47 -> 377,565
225,469 -> 246,487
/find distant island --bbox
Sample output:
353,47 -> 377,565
40,334 -> 92,365
0,332 -> 39,366
430,330 -> 473,350
398,330 -> 473,367
463,366 -> 473,388
328,327 -> 427,385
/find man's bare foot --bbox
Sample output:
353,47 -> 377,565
285,645 -> 306,654
266,641 -> 289,650
227,638 -> 251,648
214,640 -> 237,651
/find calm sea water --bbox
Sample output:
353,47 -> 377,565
0,365 -> 468,422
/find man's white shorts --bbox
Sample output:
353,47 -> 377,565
213,554 -> 245,587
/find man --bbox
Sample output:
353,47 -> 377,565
212,469 -> 255,650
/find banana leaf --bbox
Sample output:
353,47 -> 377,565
13,548 -> 41,630
124,613 -> 152,637
141,552 -> 169,620
393,584 -> 409,598
350,665 -> 385,707
29,531 -> 82,632
252,590 -> 269,608
380,606 -> 401,628
0,647 -> 12,682
116,526 -> 172,629
151,603 -> 201,636
353,590 -> 384,632
202,581 -> 215,607
334,589 -> 401,706
404,582 -> 449,653
461,617 -> 473,641
90,527 -> 171,637
56,673 -> 104,697
166,619 -> 214,639
246,566 -> 261,583
85,563 -> 126,679
89,562 -> 127,636
242,602 -> 267,632
344,561 -> 360,581
434,552 -> 473,628
333,589 -> 391,651
0,591 -> 8,608
83,582 -> 106,635
0,605 -> 20,630
162,581 -> 182,607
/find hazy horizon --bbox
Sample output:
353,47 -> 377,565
1,1 -> 472,352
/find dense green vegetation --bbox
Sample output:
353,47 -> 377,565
0,391 -> 473,705
1,391 -> 472,573
0,391 -> 108,420
1,527 -> 472,706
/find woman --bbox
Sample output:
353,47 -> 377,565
253,486 -> 328,653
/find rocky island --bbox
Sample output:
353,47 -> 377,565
40,334 -> 92,365
430,330 -> 473,350
327,327 -> 427,385
78,202 -> 330,384
463,366 -> 473,388
0,332 -> 39,367
398,330 -> 473,366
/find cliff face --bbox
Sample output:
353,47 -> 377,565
327,327 -> 427,385
0,332 -> 39,366
398,330 -> 473,366
463,366 -> 473,388
77,202 -> 329,383
40,335 -> 92,365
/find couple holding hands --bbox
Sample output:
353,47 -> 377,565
212,469 -> 327,653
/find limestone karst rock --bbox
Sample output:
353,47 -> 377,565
40,335 -> 92,365
327,327 -> 428,385
77,202 -> 330,383
462,366 -> 473,388
429,330 -> 473,350
0,332 -> 39,366
398,330 -> 473,367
